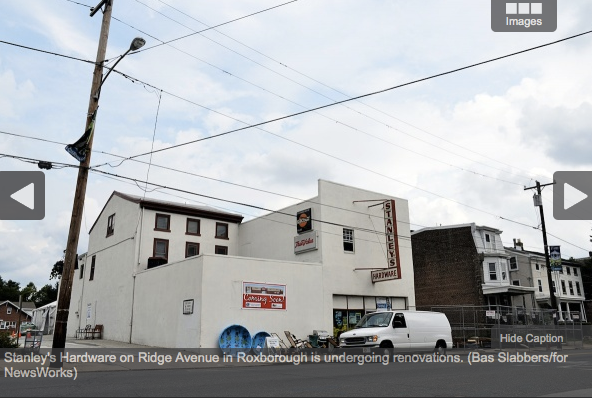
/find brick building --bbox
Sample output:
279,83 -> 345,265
411,223 -> 535,309
0,301 -> 34,333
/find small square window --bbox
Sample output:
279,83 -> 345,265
512,280 -> 520,286
186,219 -> 200,235
186,242 -> 200,258
216,223 -> 229,239
215,245 -> 228,255
107,214 -> 115,237
155,214 -> 171,232
154,239 -> 169,260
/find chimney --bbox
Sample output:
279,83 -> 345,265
513,239 -> 524,250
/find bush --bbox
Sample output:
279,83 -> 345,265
0,331 -> 20,348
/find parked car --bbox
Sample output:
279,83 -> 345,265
338,310 -> 453,354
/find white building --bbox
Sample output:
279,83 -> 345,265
505,241 -> 587,322
67,180 -> 416,348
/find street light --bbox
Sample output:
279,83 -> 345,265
53,0 -> 144,365
94,37 -> 145,101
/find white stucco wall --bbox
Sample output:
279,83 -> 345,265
67,194 -> 140,341
132,254 -> 324,348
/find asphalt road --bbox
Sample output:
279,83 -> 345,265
2,351 -> 592,397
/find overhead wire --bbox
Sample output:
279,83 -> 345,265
0,151 -> 586,254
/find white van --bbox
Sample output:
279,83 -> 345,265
338,310 -> 452,354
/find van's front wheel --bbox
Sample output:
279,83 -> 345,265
380,341 -> 393,357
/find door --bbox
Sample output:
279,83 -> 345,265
391,313 -> 410,350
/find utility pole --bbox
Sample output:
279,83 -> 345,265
51,0 -> 114,360
524,180 -> 557,312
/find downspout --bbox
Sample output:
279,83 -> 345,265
129,206 -> 144,343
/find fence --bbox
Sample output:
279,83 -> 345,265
418,305 -> 588,350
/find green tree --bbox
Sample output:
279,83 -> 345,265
20,282 -> 37,302
0,276 -> 21,302
33,283 -> 58,307
50,260 -> 64,280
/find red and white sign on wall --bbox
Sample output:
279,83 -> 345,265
242,282 -> 287,310
294,231 -> 317,254
371,199 -> 402,283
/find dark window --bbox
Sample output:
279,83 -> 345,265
535,263 -> 540,271
89,255 -> 96,281
489,263 -> 497,280
561,280 -> 567,295
107,214 -> 115,237
509,257 -> 517,270
186,219 -> 200,236
186,242 -> 200,258
512,280 -> 520,286
215,223 -> 228,239
559,267 -> 564,274
569,281 -> 574,295
215,245 -> 228,255
393,313 -> 407,328
154,239 -> 169,260
566,267 -> 571,275
574,268 -> 579,277
79,263 -> 84,280
485,234 -> 490,243
552,281 -> 556,293
576,282 -> 581,296
343,228 -> 354,252
537,279 -> 543,292
155,214 -> 171,232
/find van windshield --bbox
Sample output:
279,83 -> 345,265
354,312 -> 393,328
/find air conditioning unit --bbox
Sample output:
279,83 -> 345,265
147,257 -> 167,269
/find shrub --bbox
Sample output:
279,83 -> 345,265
0,331 -> 20,348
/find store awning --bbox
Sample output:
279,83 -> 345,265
482,284 -> 536,296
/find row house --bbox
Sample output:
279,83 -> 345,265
411,224 -> 536,310
506,240 -> 587,322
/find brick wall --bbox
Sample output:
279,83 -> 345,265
0,302 -> 32,333
412,226 -> 485,308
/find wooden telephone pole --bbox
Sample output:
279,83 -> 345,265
51,0 -> 113,361
524,180 -> 557,312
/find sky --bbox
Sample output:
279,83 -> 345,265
1,0 -> 591,289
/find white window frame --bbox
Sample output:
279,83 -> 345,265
489,263 -> 497,281
6,307 -> 12,315
509,257 -> 518,271
343,228 -> 354,252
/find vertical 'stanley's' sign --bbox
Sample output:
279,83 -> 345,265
372,199 -> 402,283
384,200 -> 401,275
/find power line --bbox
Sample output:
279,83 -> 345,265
0,151 -> 586,253
133,0 -> 299,53
0,39 -> 97,65
102,28 -> 592,163
138,0 -> 541,183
